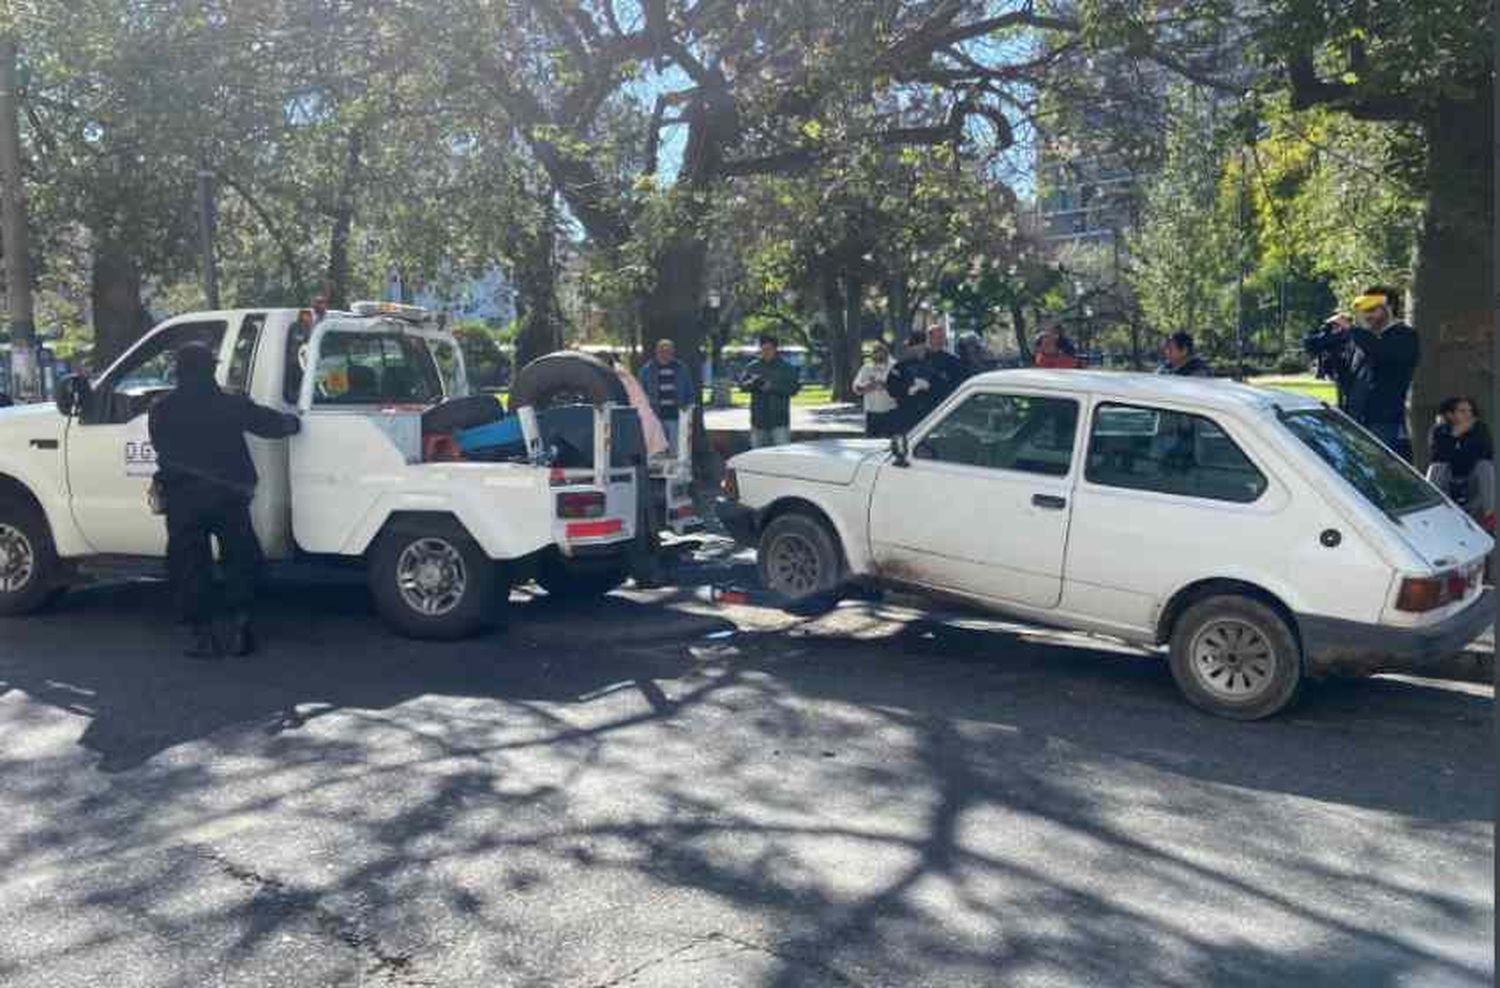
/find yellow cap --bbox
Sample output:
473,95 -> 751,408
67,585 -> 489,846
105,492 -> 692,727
1350,293 -> 1389,313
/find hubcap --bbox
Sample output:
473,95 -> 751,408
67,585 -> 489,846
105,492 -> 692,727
768,532 -> 821,595
0,523 -> 35,594
395,538 -> 467,617
1190,619 -> 1276,701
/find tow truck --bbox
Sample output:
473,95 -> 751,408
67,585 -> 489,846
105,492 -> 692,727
0,303 -> 682,639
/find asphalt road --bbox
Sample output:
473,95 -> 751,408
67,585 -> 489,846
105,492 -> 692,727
0,561 -> 1492,988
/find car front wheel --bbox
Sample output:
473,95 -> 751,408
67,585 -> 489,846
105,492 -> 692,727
0,497 -> 63,616
369,522 -> 502,639
1168,595 -> 1302,720
758,512 -> 843,607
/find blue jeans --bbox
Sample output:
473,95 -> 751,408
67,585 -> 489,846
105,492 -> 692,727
751,426 -> 792,448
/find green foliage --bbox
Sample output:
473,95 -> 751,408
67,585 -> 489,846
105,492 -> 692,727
1245,100 -> 1424,302
1129,87 -> 1238,350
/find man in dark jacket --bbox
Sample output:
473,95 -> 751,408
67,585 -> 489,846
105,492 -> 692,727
148,342 -> 301,658
1156,331 -> 1212,377
921,324 -> 969,407
889,324 -> 969,430
638,338 -> 697,449
1325,286 -> 1420,457
738,334 -> 800,447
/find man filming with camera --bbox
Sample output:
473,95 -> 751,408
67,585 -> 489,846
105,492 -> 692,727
1304,286 -> 1419,459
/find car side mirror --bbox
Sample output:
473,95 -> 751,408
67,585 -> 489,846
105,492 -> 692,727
54,374 -> 91,418
890,433 -> 910,467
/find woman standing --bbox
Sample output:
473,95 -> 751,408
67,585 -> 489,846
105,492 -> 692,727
853,342 -> 897,437
1427,396 -> 1494,532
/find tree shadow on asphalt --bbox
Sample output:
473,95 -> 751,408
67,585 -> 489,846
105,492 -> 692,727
0,580 -> 1491,987
0,576 -> 735,773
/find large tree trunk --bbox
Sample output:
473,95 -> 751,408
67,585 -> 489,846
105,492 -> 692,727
325,130 -> 363,309
90,237 -> 148,370
1010,302 -> 1031,364
834,274 -> 864,402
1409,94 -> 1494,468
640,235 -> 708,371
883,273 -> 910,343
513,218 -> 563,367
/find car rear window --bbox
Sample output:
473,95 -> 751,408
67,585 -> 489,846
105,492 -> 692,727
311,331 -> 444,406
1280,408 -> 1441,517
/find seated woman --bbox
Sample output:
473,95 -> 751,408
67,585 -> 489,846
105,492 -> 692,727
1427,396 -> 1494,532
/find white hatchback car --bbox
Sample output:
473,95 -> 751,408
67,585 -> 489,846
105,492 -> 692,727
718,370 -> 1494,719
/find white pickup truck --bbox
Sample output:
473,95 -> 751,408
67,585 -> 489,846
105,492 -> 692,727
719,370 -> 1493,719
0,303 -> 663,638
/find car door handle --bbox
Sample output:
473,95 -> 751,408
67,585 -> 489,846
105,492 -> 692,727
1032,494 -> 1067,510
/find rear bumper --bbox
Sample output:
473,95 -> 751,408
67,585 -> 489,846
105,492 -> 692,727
1299,588 -> 1494,677
715,498 -> 758,546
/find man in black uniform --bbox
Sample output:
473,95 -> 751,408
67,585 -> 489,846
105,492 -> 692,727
148,342 -> 301,658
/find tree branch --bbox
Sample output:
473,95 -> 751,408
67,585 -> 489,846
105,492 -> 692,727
215,170 -> 305,292
1287,52 -> 1420,121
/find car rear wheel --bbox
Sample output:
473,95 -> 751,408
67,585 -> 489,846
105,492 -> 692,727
0,497 -> 64,616
758,512 -> 843,607
1168,595 -> 1301,720
369,521 -> 502,639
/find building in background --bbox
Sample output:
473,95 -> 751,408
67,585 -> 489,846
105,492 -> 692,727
409,265 -> 518,327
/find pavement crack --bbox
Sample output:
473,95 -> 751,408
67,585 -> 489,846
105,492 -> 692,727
585,931 -> 866,988
192,846 -> 431,986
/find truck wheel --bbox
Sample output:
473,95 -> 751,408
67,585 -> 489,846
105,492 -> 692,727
368,521 -> 501,639
510,352 -> 627,410
0,497 -> 63,616
535,551 -> 629,600
758,512 -> 843,608
1168,595 -> 1302,720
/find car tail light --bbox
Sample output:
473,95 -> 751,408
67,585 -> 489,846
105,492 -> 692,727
1395,569 -> 1470,613
557,491 -> 605,519
721,468 -> 739,500
565,518 -> 624,539
422,433 -> 464,462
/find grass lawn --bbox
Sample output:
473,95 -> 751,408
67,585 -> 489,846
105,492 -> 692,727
1246,374 -> 1337,403
713,384 -> 838,408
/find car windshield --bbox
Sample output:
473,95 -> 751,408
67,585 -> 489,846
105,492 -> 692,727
1279,408 -> 1441,518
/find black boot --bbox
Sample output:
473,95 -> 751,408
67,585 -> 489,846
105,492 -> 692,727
184,624 -> 221,660
224,614 -> 257,657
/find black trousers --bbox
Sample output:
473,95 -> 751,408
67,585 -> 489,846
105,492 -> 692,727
866,410 -> 898,438
164,487 -> 262,625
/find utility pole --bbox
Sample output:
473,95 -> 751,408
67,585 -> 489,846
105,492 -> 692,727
196,153 -> 219,309
0,35 -> 36,399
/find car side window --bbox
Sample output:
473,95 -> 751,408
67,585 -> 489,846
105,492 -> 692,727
913,392 -> 1079,477
1086,403 -> 1267,503
284,317 -> 313,404
224,313 -> 266,394
92,320 -> 228,424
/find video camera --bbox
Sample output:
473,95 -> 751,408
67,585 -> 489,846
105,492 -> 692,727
1303,318 -> 1350,382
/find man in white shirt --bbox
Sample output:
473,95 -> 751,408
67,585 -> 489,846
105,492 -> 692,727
853,342 -> 898,437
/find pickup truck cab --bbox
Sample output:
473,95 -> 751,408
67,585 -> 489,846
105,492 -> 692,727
0,304 -> 640,638
719,370 -> 1493,719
